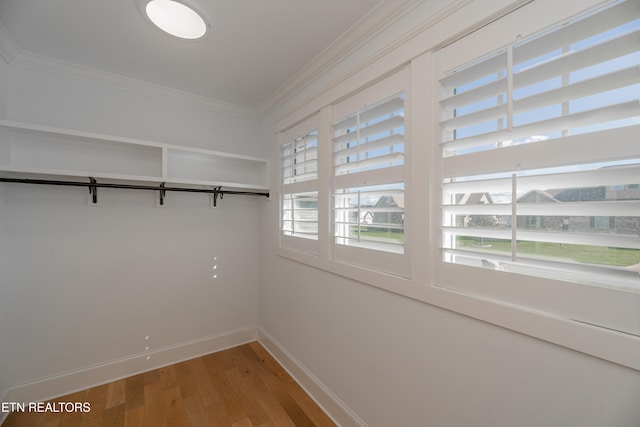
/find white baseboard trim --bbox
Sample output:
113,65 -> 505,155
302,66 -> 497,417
4,327 -> 257,405
257,327 -> 367,427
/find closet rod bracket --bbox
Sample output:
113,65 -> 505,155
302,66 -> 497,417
211,186 -> 223,207
159,182 -> 166,206
88,177 -> 98,204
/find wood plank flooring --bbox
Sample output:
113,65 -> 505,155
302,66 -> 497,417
2,342 -> 336,427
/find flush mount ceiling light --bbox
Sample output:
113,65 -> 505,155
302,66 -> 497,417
143,0 -> 209,40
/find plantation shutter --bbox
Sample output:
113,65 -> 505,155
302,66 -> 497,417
282,130 -> 318,185
280,115 -> 320,254
438,0 -> 640,290
333,95 -> 405,176
331,69 -> 408,276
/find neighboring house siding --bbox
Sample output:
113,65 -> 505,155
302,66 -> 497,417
616,216 -> 640,235
461,187 -> 639,237
518,186 -> 640,236
373,195 -> 404,226
455,193 -> 495,228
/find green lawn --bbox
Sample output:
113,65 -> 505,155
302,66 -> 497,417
351,227 -> 404,244
457,237 -> 640,267
347,230 -> 640,267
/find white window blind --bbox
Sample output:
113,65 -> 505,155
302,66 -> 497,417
331,70 -> 408,275
282,130 -> 318,185
333,91 -> 405,250
281,191 -> 318,238
333,95 -> 405,176
438,0 -> 640,295
334,184 -> 405,254
280,115 -> 320,254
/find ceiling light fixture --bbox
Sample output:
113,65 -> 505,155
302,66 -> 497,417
144,0 -> 208,40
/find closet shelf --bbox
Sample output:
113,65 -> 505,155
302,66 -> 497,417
0,120 -> 270,192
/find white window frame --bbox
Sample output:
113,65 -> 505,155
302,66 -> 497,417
331,69 -> 410,277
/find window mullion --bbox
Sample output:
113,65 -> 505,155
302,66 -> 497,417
506,44 -> 514,133
357,190 -> 361,242
511,173 -> 517,262
561,44 -> 570,138
291,194 -> 296,236
356,110 -> 361,171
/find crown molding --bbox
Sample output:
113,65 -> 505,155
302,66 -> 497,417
268,0 -> 476,128
0,20 -> 21,64
266,0 -> 536,128
11,50 -> 257,119
257,0 -> 425,119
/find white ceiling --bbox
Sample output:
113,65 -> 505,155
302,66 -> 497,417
0,0 -> 397,111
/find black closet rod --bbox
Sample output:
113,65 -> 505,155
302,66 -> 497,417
0,177 -> 269,206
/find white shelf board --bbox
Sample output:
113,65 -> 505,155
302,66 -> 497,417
162,177 -> 270,191
0,120 -> 269,164
0,120 -> 270,192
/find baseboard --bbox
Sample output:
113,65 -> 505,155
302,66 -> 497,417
257,328 -> 367,427
4,327 -> 257,405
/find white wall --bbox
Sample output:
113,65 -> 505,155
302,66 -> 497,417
6,63 -> 261,156
0,59 -> 263,400
258,0 -> 640,426
4,186 -> 260,386
259,256 -> 640,427
0,54 -> 7,120
0,180 -> 8,401
0,55 -> 10,400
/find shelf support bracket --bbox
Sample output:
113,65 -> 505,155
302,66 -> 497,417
88,177 -> 98,204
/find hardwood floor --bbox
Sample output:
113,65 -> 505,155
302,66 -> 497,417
2,342 -> 336,427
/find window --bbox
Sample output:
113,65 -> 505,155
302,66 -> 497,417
275,0 -> 639,371
331,70 -> 409,276
435,0 -> 639,335
280,115 -> 320,254
334,183 -> 405,251
590,216 -> 615,230
277,69 -> 409,276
